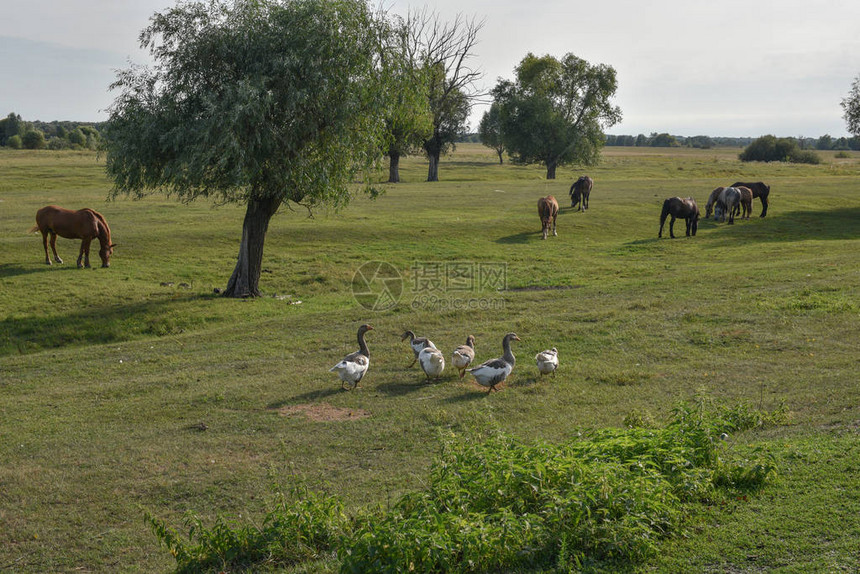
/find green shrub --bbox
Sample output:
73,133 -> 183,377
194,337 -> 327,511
739,135 -> 820,164
148,400 -> 783,573
7,134 -> 22,149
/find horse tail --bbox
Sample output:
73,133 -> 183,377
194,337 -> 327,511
28,224 -> 40,234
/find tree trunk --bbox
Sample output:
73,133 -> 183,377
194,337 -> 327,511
497,148 -> 503,164
388,153 -> 401,183
546,161 -> 557,180
427,152 -> 440,182
223,196 -> 282,298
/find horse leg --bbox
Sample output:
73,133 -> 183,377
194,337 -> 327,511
41,231 -> 51,265
78,239 -> 92,268
552,213 -> 558,236
669,215 -> 677,238
49,232 -> 63,264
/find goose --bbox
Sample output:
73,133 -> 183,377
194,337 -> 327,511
535,347 -> 559,376
467,332 -> 520,393
329,324 -> 373,390
451,335 -> 476,379
401,330 -> 436,368
418,345 -> 445,381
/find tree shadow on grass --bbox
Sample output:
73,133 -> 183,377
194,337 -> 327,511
0,294 -> 214,357
702,207 -> 860,245
0,263 -> 58,279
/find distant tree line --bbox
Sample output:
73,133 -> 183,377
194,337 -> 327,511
602,132 -> 860,151
0,112 -> 103,150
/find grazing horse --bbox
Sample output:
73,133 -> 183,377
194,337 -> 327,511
736,186 -> 753,219
714,187 -> 741,224
659,197 -> 699,238
569,176 -> 593,211
537,195 -> 559,240
705,187 -> 724,219
730,181 -> 770,217
29,205 -> 115,268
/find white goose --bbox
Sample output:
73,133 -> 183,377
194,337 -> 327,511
468,332 -> 520,393
418,345 -> 446,381
535,347 -> 559,376
451,335 -> 476,379
329,324 -> 373,390
401,330 -> 436,368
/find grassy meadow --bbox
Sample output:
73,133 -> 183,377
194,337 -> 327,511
1,144 -> 859,572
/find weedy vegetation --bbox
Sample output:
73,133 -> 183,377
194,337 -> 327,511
0,145 -> 858,572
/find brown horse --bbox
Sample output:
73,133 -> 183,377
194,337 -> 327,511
730,181 -> 770,217
569,176 -> 593,211
29,206 -> 116,268
537,195 -> 559,240
659,197 -> 699,238
736,186 -> 753,219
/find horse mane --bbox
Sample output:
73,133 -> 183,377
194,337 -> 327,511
86,209 -> 112,245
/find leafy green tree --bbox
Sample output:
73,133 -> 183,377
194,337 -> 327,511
7,134 -> 22,149
1,112 -> 23,146
493,53 -> 621,179
104,0 -> 396,297
650,133 -> 678,147
21,129 -> 46,149
68,128 -> 86,147
478,103 -> 505,164
816,134 -> 833,150
841,74 -> 860,137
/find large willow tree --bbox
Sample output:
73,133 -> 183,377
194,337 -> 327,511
104,0 -> 396,297
493,53 -> 621,179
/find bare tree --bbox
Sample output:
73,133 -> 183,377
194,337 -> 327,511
408,10 -> 484,182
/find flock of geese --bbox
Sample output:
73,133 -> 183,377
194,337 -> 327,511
329,324 -> 560,393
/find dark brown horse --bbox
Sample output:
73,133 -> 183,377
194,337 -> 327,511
537,195 -> 559,240
730,181 -> 770,217
569,176 -> 593,211
659,197 -> 699,238
29,206 -> 116,268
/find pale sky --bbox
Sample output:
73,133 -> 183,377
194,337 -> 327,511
1,0 -> 857,137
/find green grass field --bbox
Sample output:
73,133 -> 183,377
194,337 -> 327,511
1,144 -> 858,572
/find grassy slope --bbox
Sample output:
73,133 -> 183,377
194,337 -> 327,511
0,145 -> 858,572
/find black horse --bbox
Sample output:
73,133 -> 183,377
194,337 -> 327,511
730,181 -> 770,217
659,197 -> 700,238
569,176 -> 593,211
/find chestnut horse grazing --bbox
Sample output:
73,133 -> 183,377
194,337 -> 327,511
29,206 -> 116,268
659,197 -> 699,238
537,195 -> 559,240
569,176 -> 593,211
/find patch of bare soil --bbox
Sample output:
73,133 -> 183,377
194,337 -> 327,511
276,403 -> 370,422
